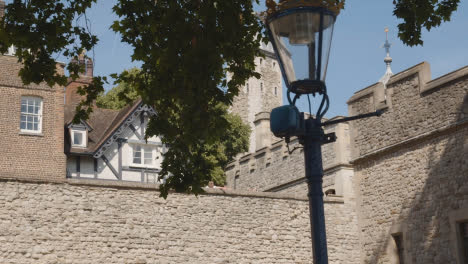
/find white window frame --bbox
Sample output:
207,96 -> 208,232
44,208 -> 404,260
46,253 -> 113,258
20,96 -> 43,134
131,144 -> 156,168
71,129 -> 87,148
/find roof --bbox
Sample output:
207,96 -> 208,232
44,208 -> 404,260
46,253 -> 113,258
65,99 -> 143,155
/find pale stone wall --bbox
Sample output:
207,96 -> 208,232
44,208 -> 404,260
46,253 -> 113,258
348,63 -> 467,158
348,63 -> 468,263
0,179 -> 360,264
354,126 -> 468,263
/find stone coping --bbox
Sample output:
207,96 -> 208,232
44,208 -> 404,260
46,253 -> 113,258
347,62 -> 468,105
347,62 -> 429,104
0,177 -> 345,203
424,65 -> 468,93
351,119 -> 468,164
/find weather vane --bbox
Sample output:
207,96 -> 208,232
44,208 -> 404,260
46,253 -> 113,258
380,27 -> 394,85
383,27 -> 392,57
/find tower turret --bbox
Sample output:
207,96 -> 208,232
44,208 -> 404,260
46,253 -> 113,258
231,42 -> 283,153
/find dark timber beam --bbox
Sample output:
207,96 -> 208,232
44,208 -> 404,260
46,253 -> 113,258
140,113 -> 145,136
94,158 -> 98,178
118,141 -> 123,180
76,156 -> 81,178
101,155 -> 120,180
129,124 -> 143,140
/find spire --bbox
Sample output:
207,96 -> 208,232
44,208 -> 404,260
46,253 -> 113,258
379,27 -> 393,85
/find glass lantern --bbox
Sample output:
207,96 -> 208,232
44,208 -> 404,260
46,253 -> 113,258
266,5 -> 337,95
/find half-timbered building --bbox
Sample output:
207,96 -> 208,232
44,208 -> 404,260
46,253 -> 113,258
64,58 -> 165,183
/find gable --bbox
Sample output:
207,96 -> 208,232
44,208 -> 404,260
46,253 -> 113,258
93,103 -> 156,158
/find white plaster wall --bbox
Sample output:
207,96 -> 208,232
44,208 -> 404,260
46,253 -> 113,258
121,171 -> 142,182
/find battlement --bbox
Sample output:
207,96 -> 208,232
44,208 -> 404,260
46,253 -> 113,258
225,119 -> 353,196
347,62 -> 468,161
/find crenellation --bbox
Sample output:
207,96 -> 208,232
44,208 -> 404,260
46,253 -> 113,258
226,121 -> 353,197
348,62 -> 467,160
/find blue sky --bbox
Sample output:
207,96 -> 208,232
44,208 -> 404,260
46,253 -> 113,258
254,0 -> 468,117
6,0 -> 467,117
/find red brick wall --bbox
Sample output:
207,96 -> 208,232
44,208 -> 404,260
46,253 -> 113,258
0,55 -> 66,182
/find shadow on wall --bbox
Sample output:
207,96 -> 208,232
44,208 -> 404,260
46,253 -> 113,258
365,90 -> 468,263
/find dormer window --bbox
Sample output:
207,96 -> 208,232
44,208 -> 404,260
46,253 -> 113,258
71,129 -> 87,147
68,121 -> 92,148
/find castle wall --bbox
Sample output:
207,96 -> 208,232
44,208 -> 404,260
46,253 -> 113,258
0,55 -> 66,182
225,122 -> 353,198
0,179 -> 360,264
347,63 -> 468,263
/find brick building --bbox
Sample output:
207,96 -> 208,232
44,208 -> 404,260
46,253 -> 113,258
0,53 -> 66,182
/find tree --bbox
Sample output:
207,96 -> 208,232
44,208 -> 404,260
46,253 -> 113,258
0,0 -> 461,196
394,0 -> 460,46
97,68 -> 251,187
96,67 -> 140,110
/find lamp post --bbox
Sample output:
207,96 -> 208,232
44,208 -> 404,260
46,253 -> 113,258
265,2 -> 339,263
266,1 -> 381,263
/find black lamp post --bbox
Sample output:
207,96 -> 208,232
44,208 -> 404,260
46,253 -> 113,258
266,1 -> 381,263
265,1 -> 339,263
266,0 -> 340,264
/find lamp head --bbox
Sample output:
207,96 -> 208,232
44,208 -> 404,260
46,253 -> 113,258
265,0 -> 341,96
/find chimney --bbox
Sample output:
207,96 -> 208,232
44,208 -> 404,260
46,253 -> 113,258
65,52 -> 93,106
0,1 -> 5,19
86,57 -> 93,77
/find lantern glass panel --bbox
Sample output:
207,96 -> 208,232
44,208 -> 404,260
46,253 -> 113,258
268,9 -> 335,88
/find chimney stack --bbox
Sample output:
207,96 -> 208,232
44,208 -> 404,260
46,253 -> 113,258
0,0 -> 5,19
86,58 -> 93,77
65,51 -> 94,106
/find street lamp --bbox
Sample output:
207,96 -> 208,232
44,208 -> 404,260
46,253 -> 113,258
266,0 -> 341,100
266,1 -> 381,263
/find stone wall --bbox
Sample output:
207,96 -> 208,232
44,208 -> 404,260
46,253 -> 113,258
348,62 -> 468,263
0,179 -> 360,264
0,55 -> 66,182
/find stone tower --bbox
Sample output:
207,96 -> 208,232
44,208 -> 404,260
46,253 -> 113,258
231,42 -> 283,153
